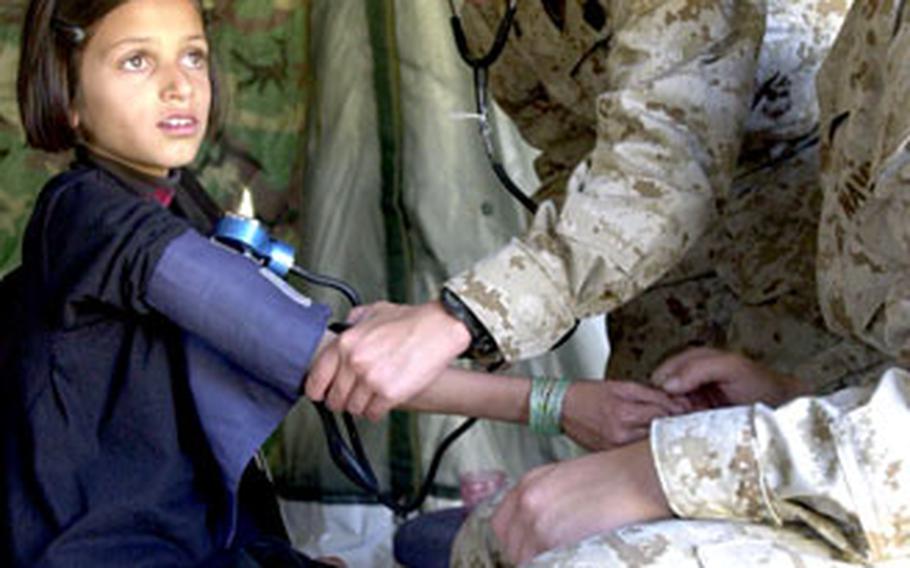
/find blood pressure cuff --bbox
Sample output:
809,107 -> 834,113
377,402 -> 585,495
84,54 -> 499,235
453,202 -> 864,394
146,229 -> 331,490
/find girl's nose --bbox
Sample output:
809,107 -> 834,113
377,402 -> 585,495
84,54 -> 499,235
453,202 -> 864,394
161,65 -> 193,101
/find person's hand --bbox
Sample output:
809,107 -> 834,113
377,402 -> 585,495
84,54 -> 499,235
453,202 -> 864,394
305,300 -> 471,421
651,347 -> 809,408
491,440 -> 671,565
561,380 -> 690,450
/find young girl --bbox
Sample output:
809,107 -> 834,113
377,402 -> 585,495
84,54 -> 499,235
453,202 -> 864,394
2,0 -> 333,565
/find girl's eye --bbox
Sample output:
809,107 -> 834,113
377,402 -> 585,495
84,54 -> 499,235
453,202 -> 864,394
183,50 -> 209,70
121,54 -> 149,71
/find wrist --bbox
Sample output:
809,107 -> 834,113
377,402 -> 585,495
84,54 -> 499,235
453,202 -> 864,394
428,299 -> 472,356
438,288 -> 502,364
560,381 -> 577,431
627,440 -> 672,520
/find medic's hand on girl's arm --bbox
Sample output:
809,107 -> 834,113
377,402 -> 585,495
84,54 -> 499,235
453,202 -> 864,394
651,347 -> 810,408
491,440 -> 671,566
304,300 -> 471,421
561,380 -> 690,451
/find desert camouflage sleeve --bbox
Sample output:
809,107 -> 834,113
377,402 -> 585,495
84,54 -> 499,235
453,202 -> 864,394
815,0 -> 910,367
652,367 -> 910,563
445,0 -> 766,360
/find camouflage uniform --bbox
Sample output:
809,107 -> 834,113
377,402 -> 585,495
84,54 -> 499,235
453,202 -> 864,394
815,0 -> 910,368
446,0 -> 884,391
607,0 -> 887,390
451,1 -> 910,565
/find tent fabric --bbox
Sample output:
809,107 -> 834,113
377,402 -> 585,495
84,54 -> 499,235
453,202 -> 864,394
269,0 -> 607,502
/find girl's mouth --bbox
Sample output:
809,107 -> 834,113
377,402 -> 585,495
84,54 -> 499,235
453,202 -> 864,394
158,116 -> 199,136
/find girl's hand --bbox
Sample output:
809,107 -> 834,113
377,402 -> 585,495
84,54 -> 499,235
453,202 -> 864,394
491,440 -> 671,565
561,380 -> 689,450
651,347 -> 809,408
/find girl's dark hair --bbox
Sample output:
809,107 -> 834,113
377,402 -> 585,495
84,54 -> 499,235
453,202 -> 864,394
17,0 -> 223,152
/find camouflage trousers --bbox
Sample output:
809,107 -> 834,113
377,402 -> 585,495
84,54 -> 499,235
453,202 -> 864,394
449,498 -> 859,568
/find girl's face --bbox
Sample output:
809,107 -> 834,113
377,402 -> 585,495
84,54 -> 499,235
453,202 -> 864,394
71,0 -> 211,177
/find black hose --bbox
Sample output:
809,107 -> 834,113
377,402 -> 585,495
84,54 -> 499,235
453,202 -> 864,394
297,271 -> 480,517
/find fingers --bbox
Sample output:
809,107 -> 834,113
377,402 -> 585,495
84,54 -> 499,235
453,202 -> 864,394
651,348 -> 734,395
346,385 -> 373,416
683,387 -> 715,411
309,359 -> 386,420
305,340 -> 339,401
607,423 -> 652,447
307,322 -> 374,403
699,383 -> 731,408
627,426 -> 651,443
605,403 -> 669,446
326,361 -> 356,412
346,304 -> 370,323
610,381 -> 687,414
619,402 -> 672,428
669,394 -> 695,413
650,347 -> 722,386
363,395 -> 394,422
316,318 -> 386,411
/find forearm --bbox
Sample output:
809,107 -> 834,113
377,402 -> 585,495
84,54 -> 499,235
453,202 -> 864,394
818,190 -> 910,364
402,367 -> 530,424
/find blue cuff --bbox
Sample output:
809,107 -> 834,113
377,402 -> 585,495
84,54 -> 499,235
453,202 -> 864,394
147,230 -> 331,398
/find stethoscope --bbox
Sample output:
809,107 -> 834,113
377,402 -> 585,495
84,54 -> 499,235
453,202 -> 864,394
448,0 -> 581,347
447,0 -> 538,215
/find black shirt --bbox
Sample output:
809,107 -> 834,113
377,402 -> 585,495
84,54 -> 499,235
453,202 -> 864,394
1,152 -> 324,566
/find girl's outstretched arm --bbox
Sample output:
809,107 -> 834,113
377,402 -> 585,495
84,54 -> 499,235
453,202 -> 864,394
398,368 -> 688,451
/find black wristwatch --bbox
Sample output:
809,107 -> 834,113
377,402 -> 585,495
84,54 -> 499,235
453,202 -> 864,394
439,287 -> 501,363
